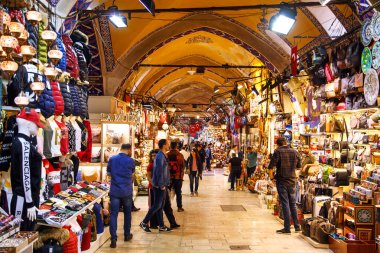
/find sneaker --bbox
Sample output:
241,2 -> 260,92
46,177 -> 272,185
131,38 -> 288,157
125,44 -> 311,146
178,207 -> 185,212
170,224 -> 181,229
124,234 -> 133,241
139,222 -> 151,233
276,229 -> 291,234
132,206 -> 140,212
190,192 -> 194,197
195,192 -> 199,197
110,240 -> 116,248
295,227 -> 301,233
158,226 -> 172,232
228,188 -> 234,191
150,225 -> 158,229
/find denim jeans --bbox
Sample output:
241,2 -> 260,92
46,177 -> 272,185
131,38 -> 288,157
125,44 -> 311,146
148,188 -> 177,227
109,194 -> 132,241
172,179 -> 183,208
189,171 -> 199,193
230,169 -> 241,189
143,187 -> 166,227
276,181 -> 300,231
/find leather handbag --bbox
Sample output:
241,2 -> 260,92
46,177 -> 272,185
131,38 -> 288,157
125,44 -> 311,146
329,116 -> 344,133
314,222 -> 336,244
329,169 -> 349,186
341,150 -> 348,163
359,113 -> 369,129
345,42 -> 363,69
353,94 -> 367,109
340,77 -> 349,96
330,48 -> 340,78
345,94 -> 354,110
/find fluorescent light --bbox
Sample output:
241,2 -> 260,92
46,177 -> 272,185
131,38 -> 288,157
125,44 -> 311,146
187,69 -> 196,75
320,0 -> 332,6
196,115 -> 200,119
109,15 -> 128,28
269,7 -> 297,35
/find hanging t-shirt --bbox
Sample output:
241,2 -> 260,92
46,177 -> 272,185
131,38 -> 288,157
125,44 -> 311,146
62,158 -> 74,187
43,119 -> 62,158
55,119 -> 69,155
71,120 -> 82,152
44,158 -> 61,197
66,121 -> 76,153
75,120 -> 88,152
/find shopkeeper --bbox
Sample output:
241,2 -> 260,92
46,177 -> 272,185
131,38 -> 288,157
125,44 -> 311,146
300,145 -> 317,177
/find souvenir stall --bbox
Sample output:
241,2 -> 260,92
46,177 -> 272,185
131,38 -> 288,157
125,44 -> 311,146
0,2 -> 114,252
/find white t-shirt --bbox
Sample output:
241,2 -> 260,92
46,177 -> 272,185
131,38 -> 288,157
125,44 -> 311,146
70,120 -> 82,152
49,120 -> 62,157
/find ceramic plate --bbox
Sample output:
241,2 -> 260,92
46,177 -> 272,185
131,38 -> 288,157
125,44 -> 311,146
372,12 -> 380,41
364,68 -> 379,106
362,18 -> 373,46
362,47 -> 372,74
373,42 -> 380,69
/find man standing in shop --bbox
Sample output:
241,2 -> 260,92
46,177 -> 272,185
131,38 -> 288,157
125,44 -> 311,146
246,147 -> 258,179
167,141 -> 185,212
140,139 -> 172,233
205,144 -> 213,171
268,137 -> 302,234
107,144 -> 134,248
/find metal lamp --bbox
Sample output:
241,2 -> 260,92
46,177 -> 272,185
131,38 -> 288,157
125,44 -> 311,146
21,45 -> 36,62
44,66 -> 58,81
48,50 -> 63,66
30,80 -> 45,97
41,30 -> 57,47
0,35 -> 18,54
0,60 -> 18,76
9,22 -> 24,38
26,10 -> 42,26
14,91 -> 29,108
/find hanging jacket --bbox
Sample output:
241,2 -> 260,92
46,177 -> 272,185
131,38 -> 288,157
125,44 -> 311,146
73,42 -> 88,81
79,85 -> 88,119
50,80 -> 64,116
77,120 -> 92,163
0,115 -> 17,172
69,80 -> 81,116
26,20 -> 38,49
38,79 -> 56,118
70,30 -> 92,67
7,63 -> 42,108
38,22 -> 48,64
55,33 -> 67,71
59,80 -> 73,116
62,35 -> 79,79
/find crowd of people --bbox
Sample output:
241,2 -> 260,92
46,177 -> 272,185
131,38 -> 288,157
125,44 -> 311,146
106,137 -> 311,248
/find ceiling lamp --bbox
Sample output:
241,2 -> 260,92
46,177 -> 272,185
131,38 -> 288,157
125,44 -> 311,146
269,6 -> 297,35
162,121 -> 169,131
187,69 -> 196,75
196,66 -> 205,74
0,35 -> 19,54
0,60 -> 18,76
214,86 -> 220,93
21,45 -> 36,62
44,67 -> 58,80
26,10 -> 42,26
167,105 -> 176,116
14,91 -> 29,108
108,6 -> 128,28
237,83 -> 243,89
196,115 -> 200,119
30,80 -> 45,97
1,11 -> 10,32
48,49 -> 63,65
0,50 -> 6,61
41,30 -> 57,46
320,0 -> 331,6
9,22 -> 24,38
18,30 -> 29,45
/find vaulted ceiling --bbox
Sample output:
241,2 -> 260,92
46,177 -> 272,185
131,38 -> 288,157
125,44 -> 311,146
61,0 -> 362,117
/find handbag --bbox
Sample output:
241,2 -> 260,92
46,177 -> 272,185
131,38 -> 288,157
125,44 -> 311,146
345,42 -> 363,69
353,94 -> 367,109
325,82 -> 336,98
340,77 -> 349,96
325,63 -> 334,82
329,116 -> 344,132
330,48 -> 340,78
314,222 -> 336,244
331,141 -> 340,150
329,169 -> 349,186
345,94 -> 354,110
359,113 -> 369,129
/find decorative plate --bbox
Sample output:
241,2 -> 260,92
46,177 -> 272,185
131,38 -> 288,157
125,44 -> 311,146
362,18 -> 373,46
373,42 -> 380,69
364,68 -> 379,106
362,47 -> 372,74
372,12 -> 380,41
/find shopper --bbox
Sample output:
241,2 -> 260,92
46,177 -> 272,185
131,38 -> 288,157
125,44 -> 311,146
229,145 -> 238,159
205,144 -> 213,171
198,144 -> 206,173
188,148 -> 203,197
268,137 -> 302,234
107,144 -> 134,248
246,147 -> 258,179
167,141 -> 185,212
228,153 -> 243,191
180,144 -> 190,171
140,139 -> 172,233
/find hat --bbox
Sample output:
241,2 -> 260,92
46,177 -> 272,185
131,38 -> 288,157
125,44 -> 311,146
17,108 -> 45,128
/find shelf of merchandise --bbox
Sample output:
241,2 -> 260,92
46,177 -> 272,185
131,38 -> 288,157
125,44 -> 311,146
37,191 -> 107,229
321,108 -> 379,115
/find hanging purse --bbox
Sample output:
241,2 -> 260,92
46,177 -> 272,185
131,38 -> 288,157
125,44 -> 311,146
330,48 -> 340,78
340,77 -> 349,96
345,94 -> 354,110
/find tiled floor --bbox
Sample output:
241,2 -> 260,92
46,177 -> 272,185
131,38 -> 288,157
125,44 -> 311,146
96,170 -> 330,253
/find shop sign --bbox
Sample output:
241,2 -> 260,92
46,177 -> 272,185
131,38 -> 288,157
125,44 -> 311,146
100,113 -> 137,123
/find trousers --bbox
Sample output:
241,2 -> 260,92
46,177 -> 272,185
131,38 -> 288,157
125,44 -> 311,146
109,194 -> 132,241
277,181 -> 300,231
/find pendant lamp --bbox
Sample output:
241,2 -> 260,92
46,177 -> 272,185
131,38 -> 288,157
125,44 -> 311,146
44,66 -> 58,80
26,10 -> 42,26
41,30 -> 57,46
0,35 -> 18,54
9,22 -> 24,38
1,11 -> 10,33
18,30 -> 29,45
0,60 -> 18,76
48,49 -> 63,66
21,45 -> 36,62
30,80 -> 45,97
14,91 -> 29,108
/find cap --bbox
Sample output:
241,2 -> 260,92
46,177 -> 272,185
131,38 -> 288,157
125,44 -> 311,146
17,108 -> 45,128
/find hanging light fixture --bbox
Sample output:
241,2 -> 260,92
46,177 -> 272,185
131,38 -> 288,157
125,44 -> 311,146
162,121 -> 169,130
41,30 -> 57,46
108,6 -> 128,28
166,105 -> 176,116
48,49 -> 63,66
21,45 -> 36,62
30,79 -> 45,97
8,22 -> 24,38
214,86 -> 220,93
18,30 -> 29,45
26,10 -> 42,26
14,91 -> 29,108
187,68 -> 196,75
0,50 -> 6,61
0,35 -> 18,54
44,67 -> 58,80
269,5 -> 297,35
1,11 -> 10,33
0,60 -> 18,76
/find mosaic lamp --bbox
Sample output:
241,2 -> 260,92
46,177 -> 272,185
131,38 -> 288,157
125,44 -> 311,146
9,22 -> 24,38
21,45 -> 36,62
30,80 -> 45,97
14,91 -> 29,108
44,66 -> 58,80
18,29 -> 29,45
0,35 -> 18,54
0,60 -> 18,76
48,49 -> 63,66
1,11 -> 10,32
26,10 -> 42,26
41,30 -> 57,46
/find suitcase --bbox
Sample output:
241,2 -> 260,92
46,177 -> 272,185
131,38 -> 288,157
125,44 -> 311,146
312,196 -> 331,217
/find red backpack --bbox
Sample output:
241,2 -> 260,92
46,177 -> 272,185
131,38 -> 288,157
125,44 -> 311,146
168,154 -> 179,175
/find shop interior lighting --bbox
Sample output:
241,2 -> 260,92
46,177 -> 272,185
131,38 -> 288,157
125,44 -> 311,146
320,0 -> 332,6
162,121 -> 169,130
187,69 -> 196,75
237,83 -> 243,89
269,5 -> 297,35
109,14 -> 128,28
196,115 -> 200,119
214,86 -> 220,93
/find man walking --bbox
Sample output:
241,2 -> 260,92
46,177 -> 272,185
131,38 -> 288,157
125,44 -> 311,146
167,141 -> 185,212
140,139 -> 172,233
197,144 -> 206,176
205,144 -> 213,171
268,137 -> 302,234
107,144 -> 134,248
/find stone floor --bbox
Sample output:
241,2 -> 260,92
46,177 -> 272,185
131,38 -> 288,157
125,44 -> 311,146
96,169 -> 331,253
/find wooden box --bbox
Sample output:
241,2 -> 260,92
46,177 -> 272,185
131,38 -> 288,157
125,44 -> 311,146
329,236 -> 376,253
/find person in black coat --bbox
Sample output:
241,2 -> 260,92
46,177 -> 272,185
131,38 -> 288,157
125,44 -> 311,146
187,148 -> 203,197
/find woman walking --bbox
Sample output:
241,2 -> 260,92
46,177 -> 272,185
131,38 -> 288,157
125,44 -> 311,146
146,149 -> 159,228
187,148 -> 203,197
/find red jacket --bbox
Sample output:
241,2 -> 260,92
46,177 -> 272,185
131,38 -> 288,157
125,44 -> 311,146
62,35 -> 79,79
51,81 -> 64,116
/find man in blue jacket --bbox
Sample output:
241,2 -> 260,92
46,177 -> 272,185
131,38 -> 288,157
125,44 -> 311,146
107,144 -> 135,248
140,139 -> 172,233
